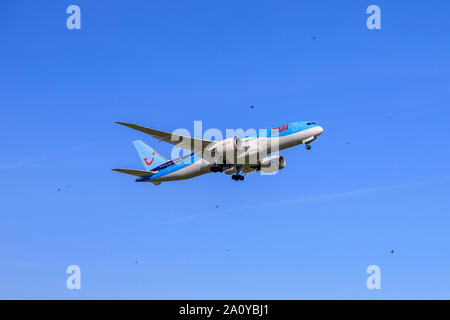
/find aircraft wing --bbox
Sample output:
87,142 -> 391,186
112,168 -> 158,177
115,122 -> 214,152
241,165 -> 259,174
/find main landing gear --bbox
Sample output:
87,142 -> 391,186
305,144 -> 311,150
211,165 -> 245,181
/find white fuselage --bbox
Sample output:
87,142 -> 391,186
153,126 -> 323,182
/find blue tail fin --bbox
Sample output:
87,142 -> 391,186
132,140 -> 168,171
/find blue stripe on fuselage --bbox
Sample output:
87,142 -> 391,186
137,152 -> 201,182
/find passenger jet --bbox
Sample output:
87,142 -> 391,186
112,121 -> 324,185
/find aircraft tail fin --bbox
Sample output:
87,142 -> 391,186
132,140 -> 168,170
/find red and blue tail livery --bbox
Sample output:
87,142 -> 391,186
132,140 -> 167,171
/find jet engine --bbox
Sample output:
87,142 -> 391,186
210,137 -> 243,159
259,155 -> 286,173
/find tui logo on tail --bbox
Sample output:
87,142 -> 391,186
143,152 -> 155,166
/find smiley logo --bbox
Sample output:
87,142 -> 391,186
144,152 -> 155,166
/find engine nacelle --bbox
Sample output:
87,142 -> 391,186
210,137 -> 243,159
259,155 -> 286,173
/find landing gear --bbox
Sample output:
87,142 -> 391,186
210,166 -> 224,173
305,144 -> 311,150
232,174 -> 244,181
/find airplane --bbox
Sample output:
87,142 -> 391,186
112,121 -> 324,185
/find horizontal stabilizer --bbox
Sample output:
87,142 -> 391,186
111,168 -> 158,177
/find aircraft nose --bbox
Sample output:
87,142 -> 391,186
316,126 -> 324,136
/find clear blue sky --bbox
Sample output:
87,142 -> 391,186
1,0 -> 449,299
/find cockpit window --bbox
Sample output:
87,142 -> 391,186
306,122 -> 316,125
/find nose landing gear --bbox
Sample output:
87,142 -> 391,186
305,144 -> 311,150
232,174 -> 244,181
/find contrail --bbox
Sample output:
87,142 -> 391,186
0,139 -> 108,170
0,155 -> 41,170
162,176 -> 450,224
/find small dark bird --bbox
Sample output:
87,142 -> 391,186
57,188 -> 61,192
250,105 -> 254,109
313,36 -> 317,40
391,250 -> 394,254
216,205 -> 219,208
346,142 -> 350,145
